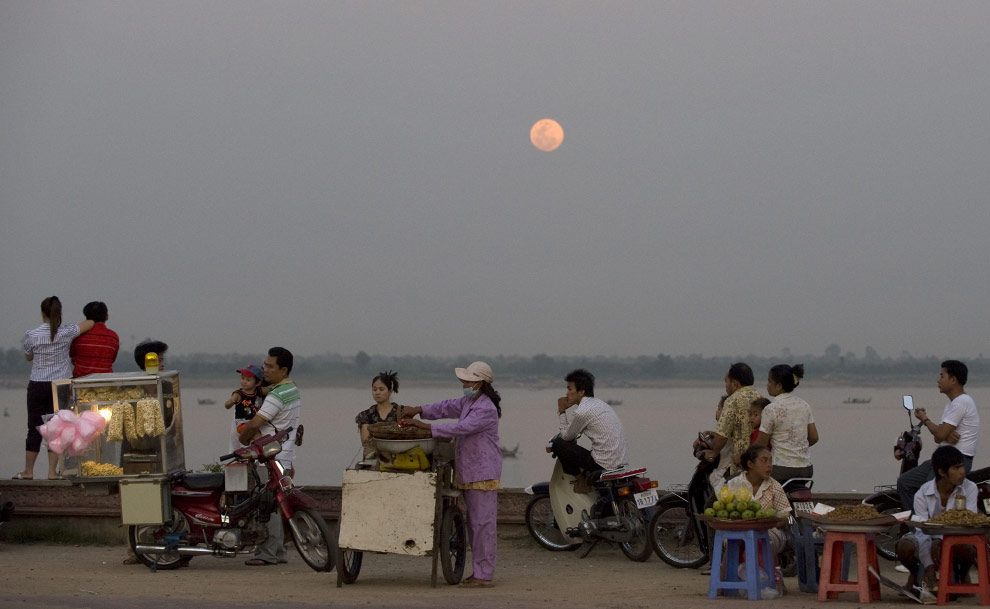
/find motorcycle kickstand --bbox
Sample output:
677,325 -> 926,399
578,538 -> 601,558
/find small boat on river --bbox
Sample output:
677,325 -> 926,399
843,397 -> 871,404
198,398 -> 216,405
500,444 -> 520,458
606,399 -> 623,406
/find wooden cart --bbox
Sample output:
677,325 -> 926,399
335,438 -> 467,587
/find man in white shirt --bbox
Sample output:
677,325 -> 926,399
550,369 -> 629,493
897,360 -> 979,511
239,347 -> 301,566
896,445 -> 977,593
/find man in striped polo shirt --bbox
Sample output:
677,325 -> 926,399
239,347 -> 301,566
69,301 -> 119,377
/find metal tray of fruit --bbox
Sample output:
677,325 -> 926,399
698,514 -> 785,530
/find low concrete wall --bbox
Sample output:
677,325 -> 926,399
0,479 -> 862,544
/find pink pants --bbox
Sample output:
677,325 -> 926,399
463,489 -> 498,580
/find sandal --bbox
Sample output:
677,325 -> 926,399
244,558 -> 277,566
11,473 -> 33,480
459,578 -> 494,588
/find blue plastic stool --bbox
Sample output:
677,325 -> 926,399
708,528 -> 775,600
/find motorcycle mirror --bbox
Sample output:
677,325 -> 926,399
902,395 -> 914,411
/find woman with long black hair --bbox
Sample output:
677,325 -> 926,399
15,296 -> 94,480
754,364 -> 819,483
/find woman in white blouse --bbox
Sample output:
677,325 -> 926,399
754,364 -> 819,483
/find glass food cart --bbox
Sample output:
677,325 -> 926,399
52,371 -> 185,480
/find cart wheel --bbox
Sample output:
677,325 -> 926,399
336,545 -> 362,584
439,505 -> 467,585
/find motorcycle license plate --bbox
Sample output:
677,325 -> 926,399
634,489 -> 659,509
793,501 -> 814,513
984,498 -> 990,514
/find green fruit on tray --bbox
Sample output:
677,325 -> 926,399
712,501 -> 724,511
704,508 -> 716,517
729,511 -> 741,520
742,510 -> 755,519
750,500 -> 762,512
726,502 -> 737,513
765,508 -> 776,517
717,510 -> 729,519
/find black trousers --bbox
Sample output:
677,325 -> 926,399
25,380 -> 54,452
551,437 -> 603,476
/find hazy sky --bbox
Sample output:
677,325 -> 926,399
3,2 -> 989,361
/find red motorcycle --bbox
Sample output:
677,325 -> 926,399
128,427 -> 336,572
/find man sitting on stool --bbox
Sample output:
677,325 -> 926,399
550,369 -> 628,493
896,445 -> 977,594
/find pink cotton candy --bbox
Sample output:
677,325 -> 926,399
48,437 -> 64,454
69,435 -> 90,455
46,416 -> 64,437
76,419 -> 96,439
60,426 -> 75,443
56,409 -> 77,424
80,410 -> 106,432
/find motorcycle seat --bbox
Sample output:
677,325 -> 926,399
180,472 -> 226,490
599,466 -> 647,481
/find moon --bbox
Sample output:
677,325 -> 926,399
530,118 -> 564,151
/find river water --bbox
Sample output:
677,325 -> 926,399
2,383 -> 987,492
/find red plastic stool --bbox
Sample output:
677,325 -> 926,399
936,533 -> 990,606
818,530 -> 882,603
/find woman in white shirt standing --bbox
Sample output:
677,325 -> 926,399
755,364 -> 819,484
15,296 -> 94,480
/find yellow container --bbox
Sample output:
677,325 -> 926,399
144,353 -> 159,374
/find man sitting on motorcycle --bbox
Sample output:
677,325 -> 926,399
550,369 -> 629,494
697,362 -> 763,492
896,445 -> 978,594
897,360 -> 979,512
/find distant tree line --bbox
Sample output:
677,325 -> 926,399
2,345 -> 986,385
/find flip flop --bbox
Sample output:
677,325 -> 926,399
244,558 -> 277,566
11,473 -> 33,480
459,578 -> 494,588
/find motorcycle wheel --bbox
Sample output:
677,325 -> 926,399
439,504 -> 467,585
617,497 -> 652,562
875,506 -> 907,561
525,495 -> 581,552
650,502 -> 708,568
127,507 -> 193,570
288,507 -> 335,572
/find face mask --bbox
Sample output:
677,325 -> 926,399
463,387 -> 480,399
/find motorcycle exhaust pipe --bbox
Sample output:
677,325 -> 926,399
134,544 -> 236,557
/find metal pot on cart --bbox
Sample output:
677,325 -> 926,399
335,425 -> 468,587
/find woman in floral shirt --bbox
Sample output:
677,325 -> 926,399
754,364 -> 819,483
354,370 -> 401,457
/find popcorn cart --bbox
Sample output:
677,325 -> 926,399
51,371 -> 185,483
335,425 -> 467,587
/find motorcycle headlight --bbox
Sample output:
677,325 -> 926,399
261,440 -> 282,458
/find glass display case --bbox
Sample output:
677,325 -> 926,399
52,371 -> 185,480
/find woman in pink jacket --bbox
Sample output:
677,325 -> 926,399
401,361 -> 502,588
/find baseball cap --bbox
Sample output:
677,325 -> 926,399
236,364 -> 263,381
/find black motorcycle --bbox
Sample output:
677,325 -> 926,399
650,432 -> 812,574
863,394 -> 990,561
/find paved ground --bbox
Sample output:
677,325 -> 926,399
0,529 -> 954,609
